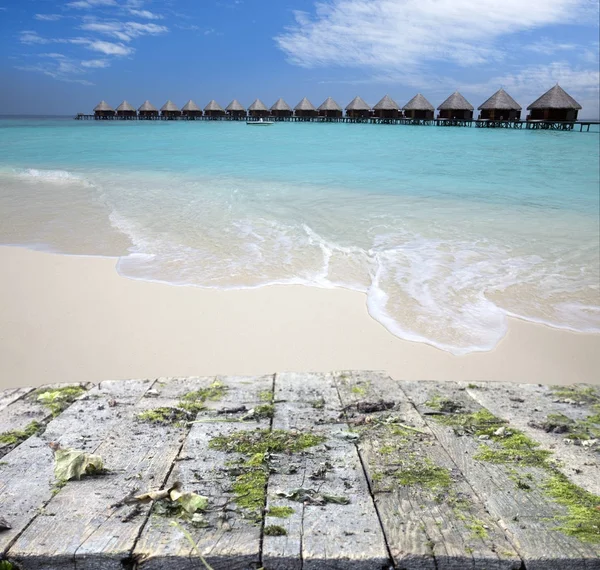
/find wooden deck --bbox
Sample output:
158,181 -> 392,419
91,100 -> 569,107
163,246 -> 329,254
1,372 -> 599,569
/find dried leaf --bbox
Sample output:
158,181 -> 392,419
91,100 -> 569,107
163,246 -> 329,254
133,489 -> 170,503
54,448 -> 104,481
177,492 -> 209,514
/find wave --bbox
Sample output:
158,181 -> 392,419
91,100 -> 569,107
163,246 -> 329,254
14,168 -> 85,183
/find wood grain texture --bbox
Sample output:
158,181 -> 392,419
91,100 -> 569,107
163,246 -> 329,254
335,371 -> 521,570
134,375 -> 274,570
263,372 -> 390,570
4,379 -> 154,567
400,380 -> 600,570
0,387 -> 35,413
463,382 -> 600,495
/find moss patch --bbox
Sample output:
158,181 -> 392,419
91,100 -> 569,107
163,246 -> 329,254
264,525 -> 287,536
425,394 -> 464,414
139,381 -> 229,424
33,385 -> 87,416
251,404 -> 275,420
550,385 -> 599,405
0,421 -> 44,446
210,429 -> 325,520
0,561 -> 16,570
396,458 -> 452,489
259,390 -> 274,403
267,506 -> 294,518
544,472 -> 600,542
532,412 -> 600,441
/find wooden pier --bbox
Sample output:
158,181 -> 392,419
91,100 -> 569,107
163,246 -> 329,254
74,113 -> 598,131
1,372 -> 599,569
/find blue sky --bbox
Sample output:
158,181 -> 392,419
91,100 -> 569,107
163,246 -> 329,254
0,0 -> 598,117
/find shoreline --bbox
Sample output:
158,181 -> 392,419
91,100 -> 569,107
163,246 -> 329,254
1,245 -> 599,389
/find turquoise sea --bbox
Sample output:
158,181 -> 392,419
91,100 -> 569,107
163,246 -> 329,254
0,117 -> 598,354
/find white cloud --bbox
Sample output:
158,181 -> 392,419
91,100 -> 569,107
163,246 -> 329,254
34,14 -> 63,21
276,0 -> 597,70
80,20 -> 168,41
128,9 -> 162,20
66,0 -> 117,9
20,31 -> 51,44
85,40 -> 134,56
81,58 -> 111,67
524,39 -> 578,54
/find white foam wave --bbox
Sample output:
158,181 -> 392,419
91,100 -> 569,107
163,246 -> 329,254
15,168 -> 84,183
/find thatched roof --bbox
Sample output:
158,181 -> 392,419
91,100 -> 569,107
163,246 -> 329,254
225,99 -> 245,111
373,94 -> 399,110
527,84 -> 581,110
182,99 -> 201,112
318,97 -> 342,111
204,100 -> 224,112
94,100 -> 114,112
403,93 -> 434,111
438,92 -> 474,111
294,97 -> 316,111
116,100 -> 135,112
138,100 -> 158,112
270,98 -> 292,112
248,99 -> 268,112
345,96 -> 370,111
161,100 -> 180,112
478,88 -> 521,111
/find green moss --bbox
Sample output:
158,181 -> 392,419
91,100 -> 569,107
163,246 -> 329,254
551,385 -> 599,405
259,390 -> 274,403
251,404 -> 275,420
0,421 -> 43,446
351,384 -> 367,396
210,429 -> 325,456
467,383 -> 479,389
535,412 -> 600,441
466,519 -> 489,540
474,432 -> 552,467
211,429 -> 325,519
310,398 -> 325,409
425,394 -> 464,414
264,525 -> 287,536
0,561 -> 16,570
543,472 -> 600,543
34,385 -> 87,416
379,444 -> 396,455
179,381 -> 228,413
371,471 -> 384,482
267,506 -> 294,518
137,407 -> 190,425
395,458 -> 452,489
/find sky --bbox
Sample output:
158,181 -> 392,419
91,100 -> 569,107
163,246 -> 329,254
0,0 -> 598,117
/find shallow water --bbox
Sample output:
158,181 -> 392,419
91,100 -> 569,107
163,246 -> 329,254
1,118 -> 598,353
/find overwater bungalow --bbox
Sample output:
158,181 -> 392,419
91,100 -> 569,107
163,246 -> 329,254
373,95 -> 400,119
478,88 -> 521,120
318,97 -> 342,118
182,100 -> 203,119
402,94 -> 435,120
248,99 -> 269,118
294,97 -> 318,118
437,92 -> 474,120
225,99 -> 245,118
138,100 -> 159,119
93,101 -> 115,119
204,100 -> 226,118
161,100 -> 181,119
270,98 -> 293,118
527,85 -> 581,121
115,100 -> 136,119
345,96 -> 371,118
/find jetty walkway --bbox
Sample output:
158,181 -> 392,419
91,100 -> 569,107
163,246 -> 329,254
74,114 -> 599,132
1,372 -> 599,569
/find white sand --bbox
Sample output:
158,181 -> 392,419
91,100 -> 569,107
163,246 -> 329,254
1,245 -> 599,390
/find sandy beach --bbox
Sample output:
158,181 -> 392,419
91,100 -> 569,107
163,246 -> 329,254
1,245 -> 598,390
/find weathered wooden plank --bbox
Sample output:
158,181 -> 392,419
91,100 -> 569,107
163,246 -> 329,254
1,379 -> 153,564
263,372 -> 390,570
463,382 -> 600,495
0,387 -> 35,413
335,371 -> 521,570
0,383 -> 90,458
400,380 -> 600,570
133,375 -> 274,570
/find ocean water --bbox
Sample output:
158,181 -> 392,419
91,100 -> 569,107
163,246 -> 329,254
0,117 -> 598,354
